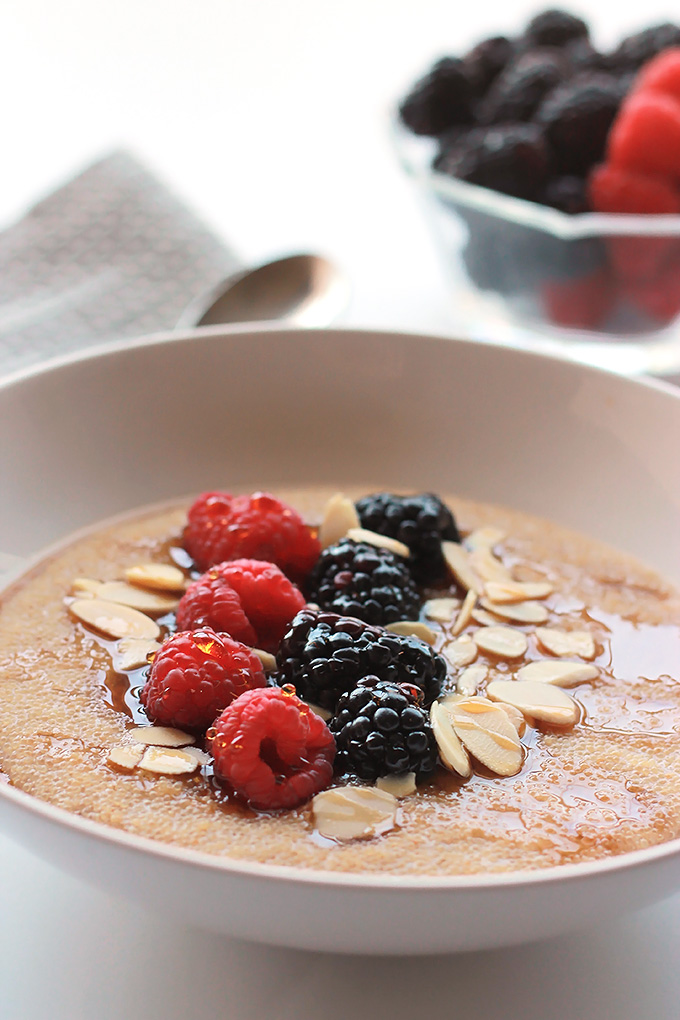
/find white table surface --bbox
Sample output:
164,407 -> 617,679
2,1 -> 680,1016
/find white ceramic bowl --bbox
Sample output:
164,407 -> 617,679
1,325 -> 679,955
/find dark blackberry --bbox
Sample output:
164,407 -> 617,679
563,37 -> 607,74
355,492 -> 459,584
478,49 -> 567,124
462,36 -> 514,96
525,9 -> 589,49
399,57 -> 475,137
608,23 -> 680,73
535,74 -> 622,175
542,175 -> 590,214
276,608 -> 446,712
306,538 -> 419,626
435,123 -> 550,202
330,677 -> 438,783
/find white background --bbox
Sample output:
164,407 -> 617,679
2,2 -> 680,1017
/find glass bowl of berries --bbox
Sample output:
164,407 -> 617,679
394,10 -> 680,377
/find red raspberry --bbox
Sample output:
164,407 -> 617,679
208,686 -> 336,810
184,491 -> 321,582
176,559 -> 305,652
634,47 -> 680,104
608,92 -> 680,178
629,250 -> 680,322
140,628 -> 267,732
541,267 -> 614,330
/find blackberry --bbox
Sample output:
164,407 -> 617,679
307,538 -> 419,626
462,36 -> 514,96
355,492 -> 459,584
478,50 -> 567,124
435,123 -> 550,202
399,57 -> 475,137
276,608 -> 446,712
525,9 -> 589,49
608,23 -> 680,73
542,175 -> 590,214
330,678 -> 438,783
563,38 -> 607,74
535,74 -> 621,175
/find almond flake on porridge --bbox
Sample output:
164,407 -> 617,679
474,625 -> 528,659
386,620 -> 437,645
430,701 -> 472,777
445,697 -> 524,777
68,598 -> 161,641
71,578 -> 178,614
318,493 -> 360,549
516,660 -> 598,686
139,746 -> 201,775
442,635 -> 478,668
451,588 -> 477,635
128,726 -> 196,747
312,786 -> 399,841
124,562 -> 186,592
346,527 -> 410,558
479,597 -> 549,624
442,541 -> 483,594
486,679 -> 580,727
535,627 -> 597,660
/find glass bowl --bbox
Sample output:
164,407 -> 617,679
393,123 -> 680,377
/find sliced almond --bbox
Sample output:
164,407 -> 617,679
346,527 -> 410,559
69,598 -> 160,641
446,698 -> 523,777
495,702 -> 527,737
114,637 -> 160,672
251,647 -> 277,672
442,635 -> 477,668
486,679 -> 579,727
376,772 -> 417,798
535,627 -> 596,660
423,597 -> 460,623
303,701 -> 332,722
471,607 -> 501,627
72,579 -> 178,614
464,526 -> 506,551
124,562 -> 186,592
318,493 -> 360,549
469,546 -> 512,584
456,663 -> 487,697
107,744 -> 144,769
430,702 -> 472,777
386,620 -> 436,645
182,746 -> 211,766
451,588 -> 477,636
139,746 -> 200,775
474,626 -> 528,660
480,597 -> 549,625
442,541 -> 483,595
516,659 -> 598,687
128,726 -> 195,747
312,785 -> 398,841
485,579 -> 553,603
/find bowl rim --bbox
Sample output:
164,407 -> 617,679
391,117 -> 680,240
1,322 -> 680,893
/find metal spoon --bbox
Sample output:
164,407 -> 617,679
176,253 -> 349,329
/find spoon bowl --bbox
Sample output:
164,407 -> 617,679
176,253 -> 349,329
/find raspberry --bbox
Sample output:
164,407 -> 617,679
140,628 -> 267,732
535,74 -> 621,175
355,492 -> 460,583
183,491 -> 321,582
541,266 -> 614,330
307,538 -> 420,626
588,163 -> 680,281
633,47 -> 680,104
607,92 -> 680,178
399,57 -> 475,137
330,678 -> 438,783
277,608 -> 446,712
629,251 -> 680,322
208,686 -> 335,810
176,559 -> 306,652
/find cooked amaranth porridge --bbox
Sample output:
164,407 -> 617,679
0,487 -> 679,877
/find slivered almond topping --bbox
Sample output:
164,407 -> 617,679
386,620 -> 437,645
456,663 -> 487,696
471,607 -> 501,627
495,702 -> 527,737
124,562 -> 186,592
464,527 -> 506,550
182,746 -> 211,766
442,541 -> 483,594
430,701 -> 472,777
442,635 -> 477,668
446,698 -> 523,776
479,597 -> 549,624
346,527 -> 410,558
72,578 -> 178,614
139,746 -> 200,775
474,626 -> 528,659
536,627 -> 597,660
451,588 -> 477,635
517,660 -> 598,686
312,785 -> 398,841
486,679 -> 579,727
423,597 -> 460,623
485,580 -> 553,603
107,744 -> 144,769
69,598 -> 160,641
129,726 -> 196,747
251,647 -> 277,672
114,637 -> 161,671
376,772 -> 417,798
469,546 -> 512,584
318,493 -> 360,549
